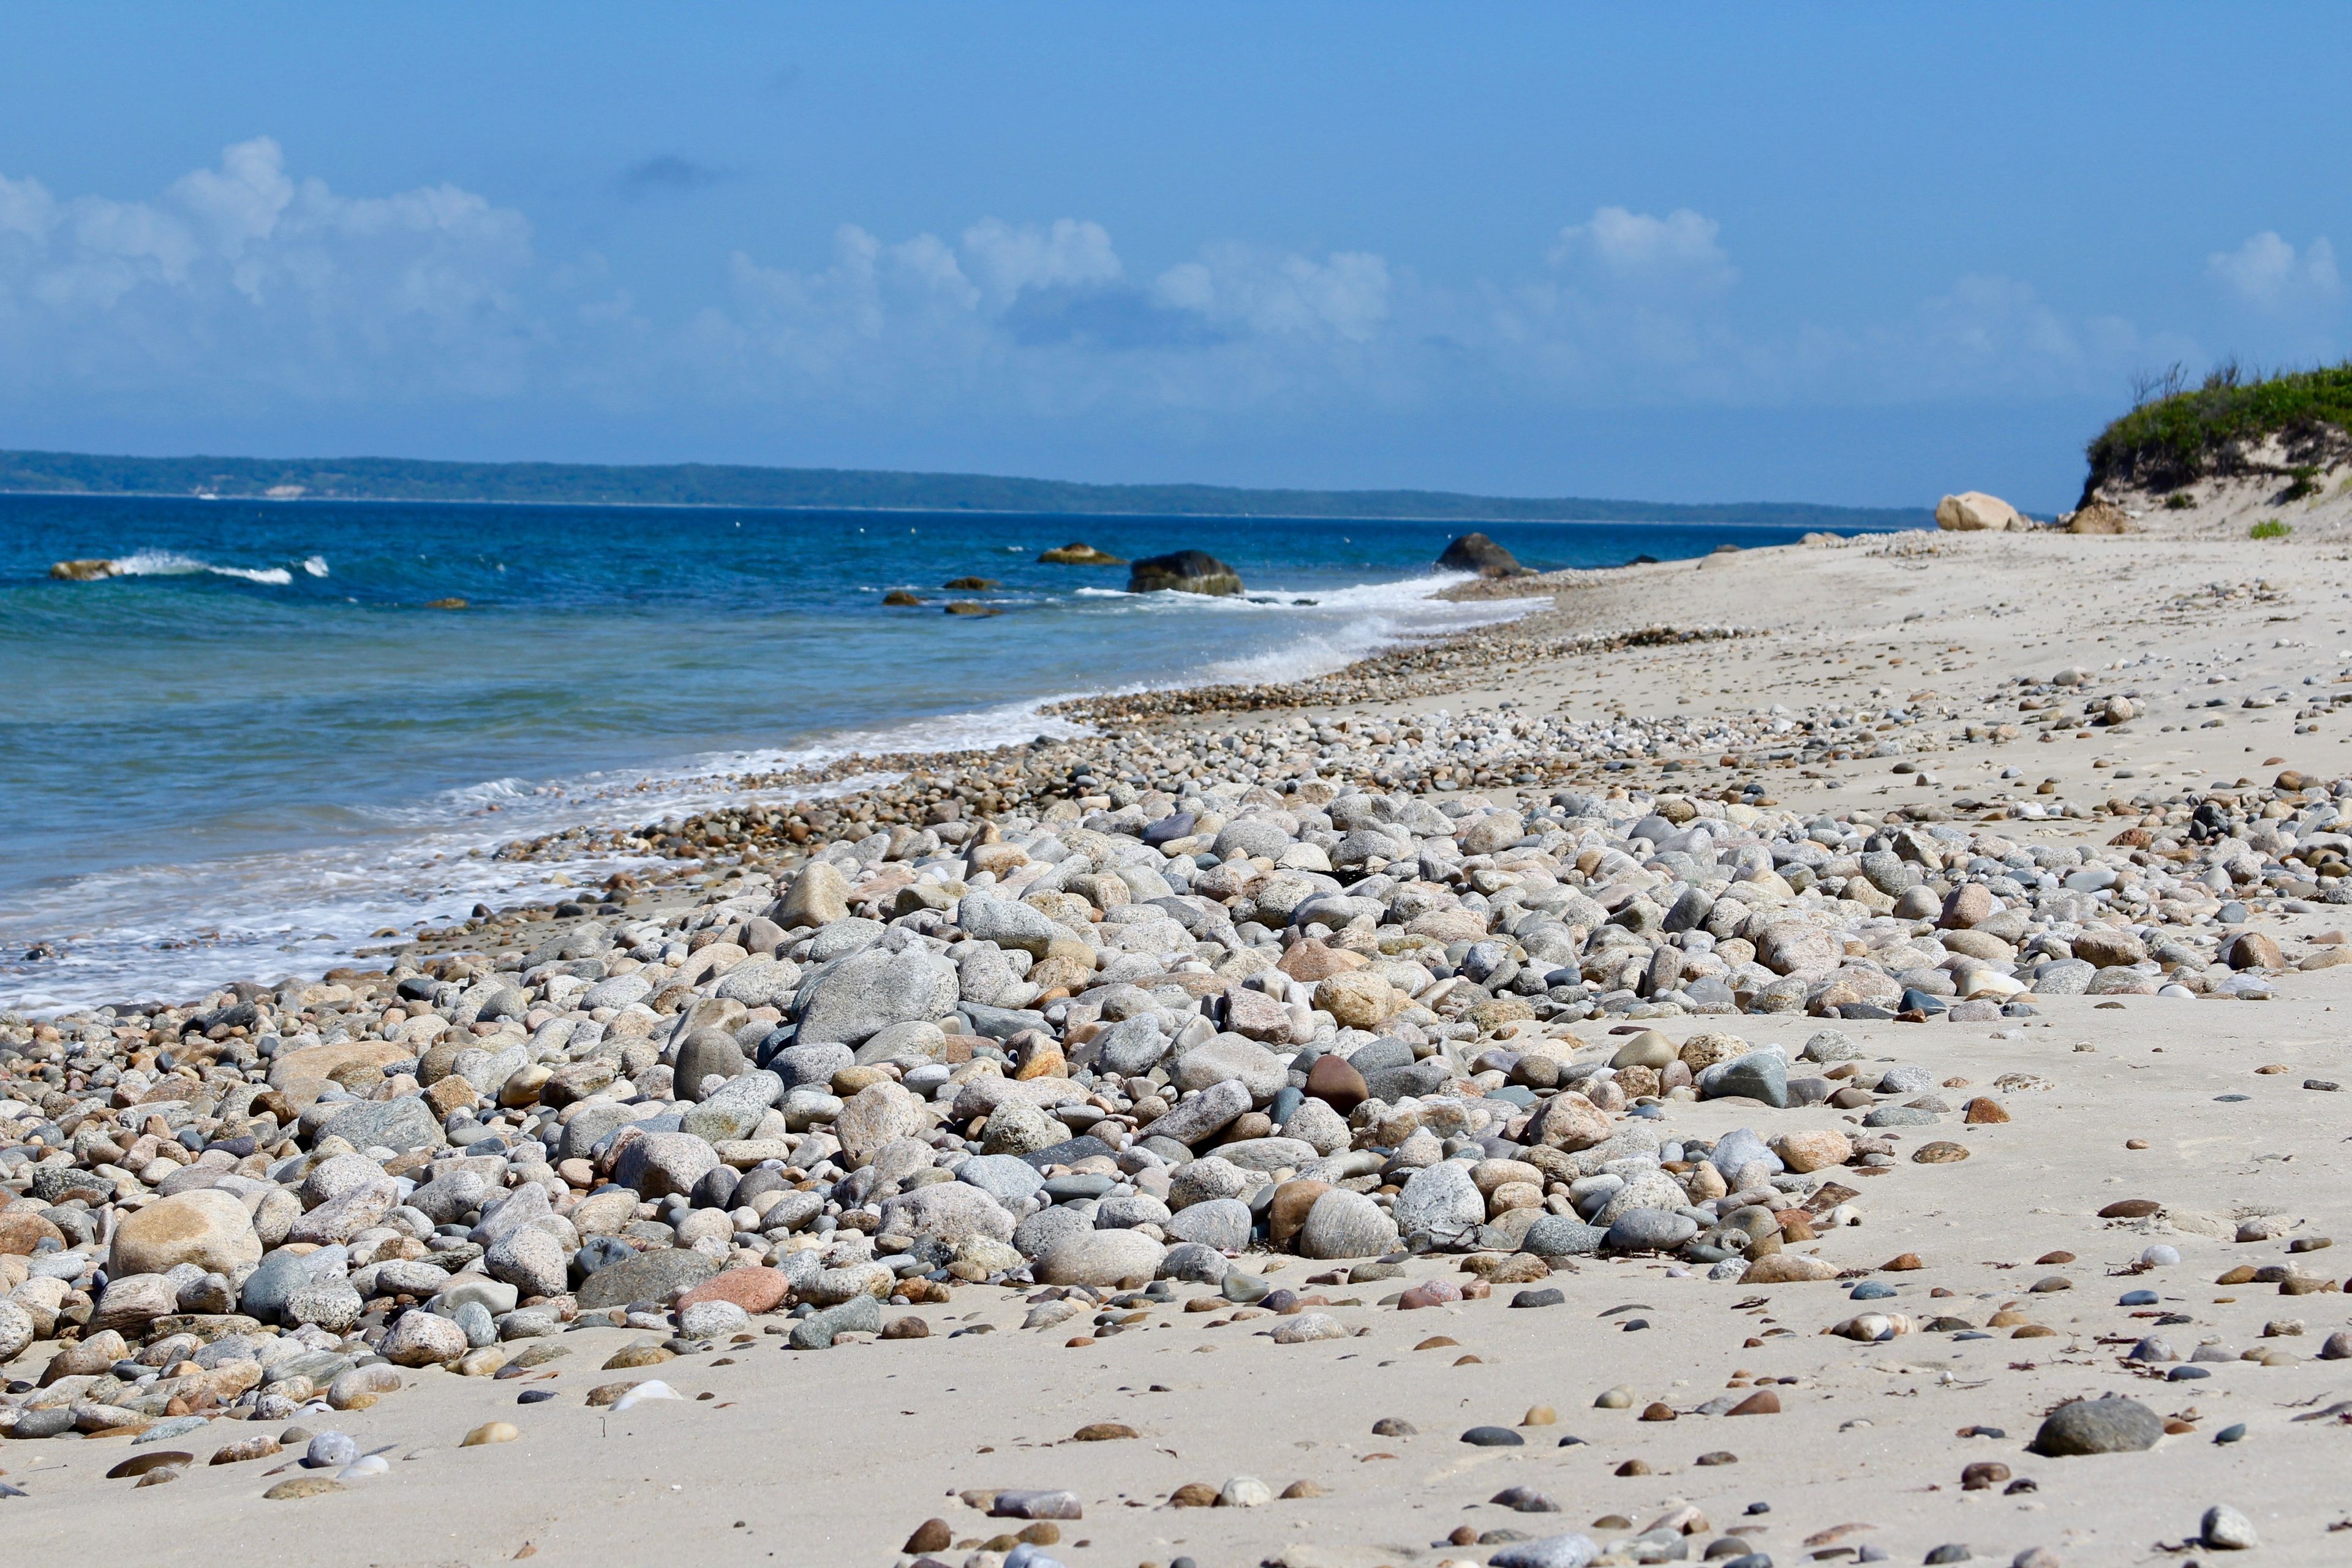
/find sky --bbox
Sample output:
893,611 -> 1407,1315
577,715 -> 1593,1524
0,5 -> 2345,511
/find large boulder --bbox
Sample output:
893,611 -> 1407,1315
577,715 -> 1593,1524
876,1183 -> 1017,1247
1935,491 -> 2023,532
1393,1161 -> 1487,1244
110,1188 -> 263,1278
775,862 -> 853,929
1296,1189 -> 1398,1259
794,947 -> 959,1047
1126,550 -> 1242,596
1436,532 -> 1524,576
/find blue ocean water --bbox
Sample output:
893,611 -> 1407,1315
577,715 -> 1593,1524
0,492 -> 1871,1009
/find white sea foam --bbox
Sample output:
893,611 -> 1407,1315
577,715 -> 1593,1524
107,549 -> 298,586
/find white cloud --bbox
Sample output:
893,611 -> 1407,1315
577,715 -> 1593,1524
1550,205 -> 1736,292
960,217 -> 1121,300
2208,231 -> 2339,310
0,138 -> 535,402
1153,246 -> 1391,342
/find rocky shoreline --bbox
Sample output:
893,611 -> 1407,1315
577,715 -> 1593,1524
7,526 -> 2352,1564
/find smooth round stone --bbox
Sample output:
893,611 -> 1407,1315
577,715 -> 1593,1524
1221,1271 -> 1272,1303
1158,1242 -> 1230,1284
2030,1396 -> 2164,1455
1851,1281 -> 1897,1300
1165,1198 -> 1252,1251
1604,1208 -> 1698,1252
304,1432 -> 359,1469
2118,1289 -> 2159,1307
2141,1245 -> 2181,1266
2169,1365 -> 2211,1381
1461,1425 -> 1525,1447
677,1300 -> 749,1339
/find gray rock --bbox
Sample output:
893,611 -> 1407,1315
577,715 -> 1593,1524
1159,1240 -> 1232,1282
876,1182 -> 1017,1246
1206,1136 -> 1320,1174
484,1226 -> 568,1298
380,1308 -> 469,1366
981,1095 -> 1065,1157
1861,1106 -> 1942,1128
768,1041 -> 854,1089
1702,1050 -> 1788,1107
1012,1203 -> 1094,1261
1519,1213 -> 1606,1257
1605,1208 -> 1700,1251
612,1131 -> 722,1199
318,1095 -> 442,1153
954,893 -> 1061,957
1801,1028 -> 1862,1063
713,956 -> 801,1009
1038,1229 -> 1164,1287
1095,1193 -> 1174,1229
2200,1504 -> 2258,1550
2031,959 -> 2095,995
789,1292 -> 881,1348
573,1249 -> 720,1310
1172,1036 -> 1290,1099
1165,1198 -> 1252,1250
1094,1015 -> 1172,1076
1708,1128 -> 1782,1183
794,946 -> 959,1047
284,1276 -> 364,1332
406,1169 -> 489,1226
2029,1395 -> 2164,1456
1393,1161 -> 1486,1245
1145,1077 -> 1253,1147
679,1071 -> 783,1142
957,1153 -> 1046,1212
1297,1189 -> 1400,1259
673,1029 -> 748,1102
1487,1532 -> 1600,1568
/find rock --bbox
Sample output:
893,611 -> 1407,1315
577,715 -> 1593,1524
1394,1161 -> 1487,1244
1520,1213 -> 1606,1257
2224,932 -> 2282,970
613,1131 -> 721,1199
1297,1189 -> 1399,1259
1271,1313 -> 1349,1343
2029,1396 -> 2164,1456
1606,1209 -> 1698,1251
1771,1129 -> 1852,1174
1741,1253 -> 1841,1284
382,1310 -> 469,1366
1146,1077 -> 1252,1147
1038,542 -> 1125,565
1314,973 -> 1400,1030
1174,1036 -> 1289,1099
284,1276 -> 364,1332
2200,1504 -> 2258,1551
1702,1050 -> 1788,1107
834,1080 -> 933,1166
1436,532 -> 1524,577
791,1293 -> 884,1349
777,862 -> 854,929
680,1071 -> 784,1142
1166,1198 -> 1253,1251
1487,1534 -> 1601,1568
1305,1054 -> 1370,1114
877,1182 -> 1017,1246
91,1273 -> 179,1335
1936,491 -> 2023,531
485,1227 -> 568,1298
795,947 -> 959,1046
1127,549 -> 1242,595
1039,1231 -> 1164,1287
318,1095 -> 442,1154
574,1250 -> 720,1311
109,1189 -> 262,1278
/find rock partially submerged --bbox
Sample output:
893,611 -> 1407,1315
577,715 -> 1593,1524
1436,532 -> 1525,577
1038,542 -> 1125,565
48,558 -> 120,581
1128,549 -> 1242,596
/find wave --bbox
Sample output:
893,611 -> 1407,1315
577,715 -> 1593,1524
105,548 -> 304,586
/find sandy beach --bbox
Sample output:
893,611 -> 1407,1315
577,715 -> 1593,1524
8,512 -> 2352,1568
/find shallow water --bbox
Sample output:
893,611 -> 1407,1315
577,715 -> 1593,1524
0,493 -> 1870,1009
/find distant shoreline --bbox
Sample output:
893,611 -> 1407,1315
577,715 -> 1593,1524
0,447 -> 1934,530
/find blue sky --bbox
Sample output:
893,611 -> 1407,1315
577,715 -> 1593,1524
1,6 -> 2343,510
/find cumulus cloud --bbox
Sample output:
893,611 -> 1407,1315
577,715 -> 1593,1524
0,137 -> 535,404
1550,205 -> 1736,293
2207,231 -> 2339,310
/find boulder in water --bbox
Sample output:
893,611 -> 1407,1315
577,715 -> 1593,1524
1128,550 -> 1242,595
49,559 -> 119,581
1435,532 -> 1524,577
1039,542 -> 1125,565
881,590 -> 924,606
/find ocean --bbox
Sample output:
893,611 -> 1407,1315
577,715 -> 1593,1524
0,493 -> 1875,1011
